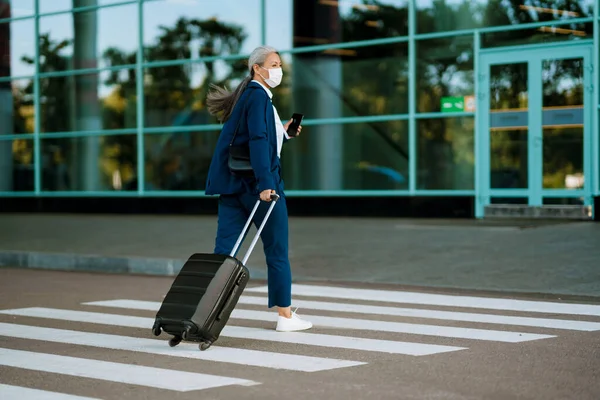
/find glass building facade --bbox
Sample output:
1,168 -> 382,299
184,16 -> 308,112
0,0 -> 598,218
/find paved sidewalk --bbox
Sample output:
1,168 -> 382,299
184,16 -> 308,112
0,213 -> 599,298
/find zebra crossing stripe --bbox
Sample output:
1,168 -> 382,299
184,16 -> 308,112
235,296 -> 600,331
80,300 -> 553,343
222,325 -> 465,355
230,309 -> 555,343
0,348 -> 259,392
0,384 -> 100,400
246,284 -> 600,316
0,322 -> 364,372
0,307 -> 466,356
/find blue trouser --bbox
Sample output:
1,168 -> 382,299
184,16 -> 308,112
214,191 -> 291,308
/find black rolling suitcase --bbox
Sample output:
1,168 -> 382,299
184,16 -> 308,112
151,193 -> 280,351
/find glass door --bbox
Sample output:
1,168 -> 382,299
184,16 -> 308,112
540,56 -> 587,205
477,43 -> 593,218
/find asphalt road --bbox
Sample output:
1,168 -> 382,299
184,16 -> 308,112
2,213 -> 599,297
1,268 -> 599,400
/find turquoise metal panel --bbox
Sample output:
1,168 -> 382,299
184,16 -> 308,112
136,0 -> 144,195
488,189 -> 530,198
35,64 -> 138,79
0,192 -> 37,197
594,4 -> 599,202
285,190 -> 475,197
540,190 -> 587,198
0,15 -> 35,24
414,111 -> 475,119
479,39 -> 594,55
0,134 -> 35,141
284,114 -> 410,126
143,125 -> 222,134
488,189 -> 587,198
137,190 -> 476,198
260,0 -> 266,45
143,54 -> 248,70
477,43 -> 496,218
0,75 -> 34,83
33,0 -> 40,195
474,31 -> 483,218
41,129 -> 137,139
528,56 -> 542,206
33,0 -> 137,18
284,36 -> 409,54
582,46 -> 593,207
22,191 -> 138,197
408,0 -> 416,194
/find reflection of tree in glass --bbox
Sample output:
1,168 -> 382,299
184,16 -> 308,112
21,34 -> 71,133
304,1 -> 410,189
19,34 -> 75,190
102,17 -> 249,190
419,0 -> 593,33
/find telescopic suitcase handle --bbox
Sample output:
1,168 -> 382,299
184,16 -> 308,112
229,193 -> 280,265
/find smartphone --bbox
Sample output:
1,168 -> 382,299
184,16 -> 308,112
286,113 -> 304,137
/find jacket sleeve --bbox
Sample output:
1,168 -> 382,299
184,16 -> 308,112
246,90 -> 276,192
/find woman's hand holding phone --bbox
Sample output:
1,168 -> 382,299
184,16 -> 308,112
284,113 -> 303,137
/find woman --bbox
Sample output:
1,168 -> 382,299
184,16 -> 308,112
205,46 -> 312,332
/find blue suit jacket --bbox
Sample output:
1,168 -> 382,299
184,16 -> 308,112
205,82 -> 282,196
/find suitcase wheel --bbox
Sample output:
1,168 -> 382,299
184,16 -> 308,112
168,336 -> 182,347
152,324 -> 161,337
181,327 -> 191,341
199,341 -> 212,351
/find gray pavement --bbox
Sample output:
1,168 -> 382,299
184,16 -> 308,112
0,213 -> 599,298
1,268 -> 599,400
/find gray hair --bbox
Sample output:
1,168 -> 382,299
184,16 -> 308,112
206,46 -> 278,122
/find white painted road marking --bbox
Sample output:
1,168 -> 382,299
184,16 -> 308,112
230,309 -> 556,343
234,296 -> 600,331
84,298 -> 600,332
246,284 -> 600,316
81,300 -> 553,343
0,384 -> 100,400
0,348 -> 258,392
223,325 -> 465,356
0,322 -> 364,372
0,307 -> 466,356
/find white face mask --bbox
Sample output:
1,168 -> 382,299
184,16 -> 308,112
259,66 -> 283,88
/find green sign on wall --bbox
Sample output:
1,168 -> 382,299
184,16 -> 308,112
441,96 -> 464,112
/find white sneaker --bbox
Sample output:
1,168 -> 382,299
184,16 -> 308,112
275,309 -> 313,332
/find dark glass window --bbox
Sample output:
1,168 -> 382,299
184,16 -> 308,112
416,35 -> 474,113
267,0 -> 409,50
481,22 -> 593,48
40,69 -> 138,133
0,18 -> 35,77
142,0 -> 261,62
417,0 -> 595,34
417,117 -> 474,190
40,0 -> 127,14
281,120 -> 409,191
2,79 -> 35,135
143,131 -> 219,191
142,62 -> 237,128
275,43 -> 408,122
40,134 -> 138,191
38,4 -> 138,72
0,138 -> 34,191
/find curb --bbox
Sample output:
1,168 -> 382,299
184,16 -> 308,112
0,250 -> 268,280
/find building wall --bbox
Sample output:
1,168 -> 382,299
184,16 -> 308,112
0,0 -> 598,217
